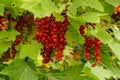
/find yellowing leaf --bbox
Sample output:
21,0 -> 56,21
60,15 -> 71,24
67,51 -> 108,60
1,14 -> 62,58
85,62 -> 115,80
108,40 -> 120,60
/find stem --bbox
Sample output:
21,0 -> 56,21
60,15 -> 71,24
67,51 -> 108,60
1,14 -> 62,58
102,20 -> 120,27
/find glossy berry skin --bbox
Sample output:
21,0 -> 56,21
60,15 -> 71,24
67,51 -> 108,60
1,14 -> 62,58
35,16 -> 69,63
114,5 -> 120,14
92,63 -> 96,67
93,37 -> 101,64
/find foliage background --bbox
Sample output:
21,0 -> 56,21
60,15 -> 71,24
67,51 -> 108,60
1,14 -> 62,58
0,0 -> 120,80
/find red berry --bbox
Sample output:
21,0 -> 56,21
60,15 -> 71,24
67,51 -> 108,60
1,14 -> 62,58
114,5 -> 120,14
92,63 -> 96,67
96,60 -> 100,64
12,49 -> 17,55
85,47 -> 91,53
96,56 -> 100,60
85,53 -> 90,57
86,37 -> 92,42
36,31 -> 41,36
86,56 -> 90,60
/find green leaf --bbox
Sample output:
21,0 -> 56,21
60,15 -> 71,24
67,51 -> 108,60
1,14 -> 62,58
80,12 -> 107,23
65,25 -> 85,47
101,45 -> 120,78
48,64 -> 84,80
2,0 -> 24,18
12,0 -> 23,6
106,0 -> 120,7
108,40 -> 120,60
91,25 -> 113,44
21,0 -> 64,18
0,30 -> 9,39
67,12 -> 107,23
111,26 -> 120,42
38,77 -> 48,80
21,0 -> 59,18
1,59 -> 39,80
11,0 -> 24,17
69,17 -> 83,31
86,0 -> 104,12
91,66 -> 114,80
20,0 -> 50,18
40,0 -> 58,12
100,0 -> 114,14
101,45 -> 114,69
20,40 -> 43,60
112,64 -> 120,78
85,62 -> 115,80
8,28 -> 20,41
83,67 -> 91,74
8,8 -> 19,19
68,0 -> 81,15
0,28 -> 20,41
79,76 -> 94,80
78,0 -> 104,12
83,67 -> 99,80
67,12 -> 85,22
20,0 -> 38,11
0,0 -> 12,7
0,41 -> 12,55
0,74 -> 9,80
0,4 -> 4,16
69,0 -> 104,15
53,12 -> 64,22
67,11 -> 107,23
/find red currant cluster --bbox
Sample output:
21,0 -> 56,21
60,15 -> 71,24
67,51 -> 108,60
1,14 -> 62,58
79,25 -> 101,66
11,14 -> 34,58
11,38 -> 22,58
0,16 -> 8,31
15,14 -> 34,32
35,16 -> 69,63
